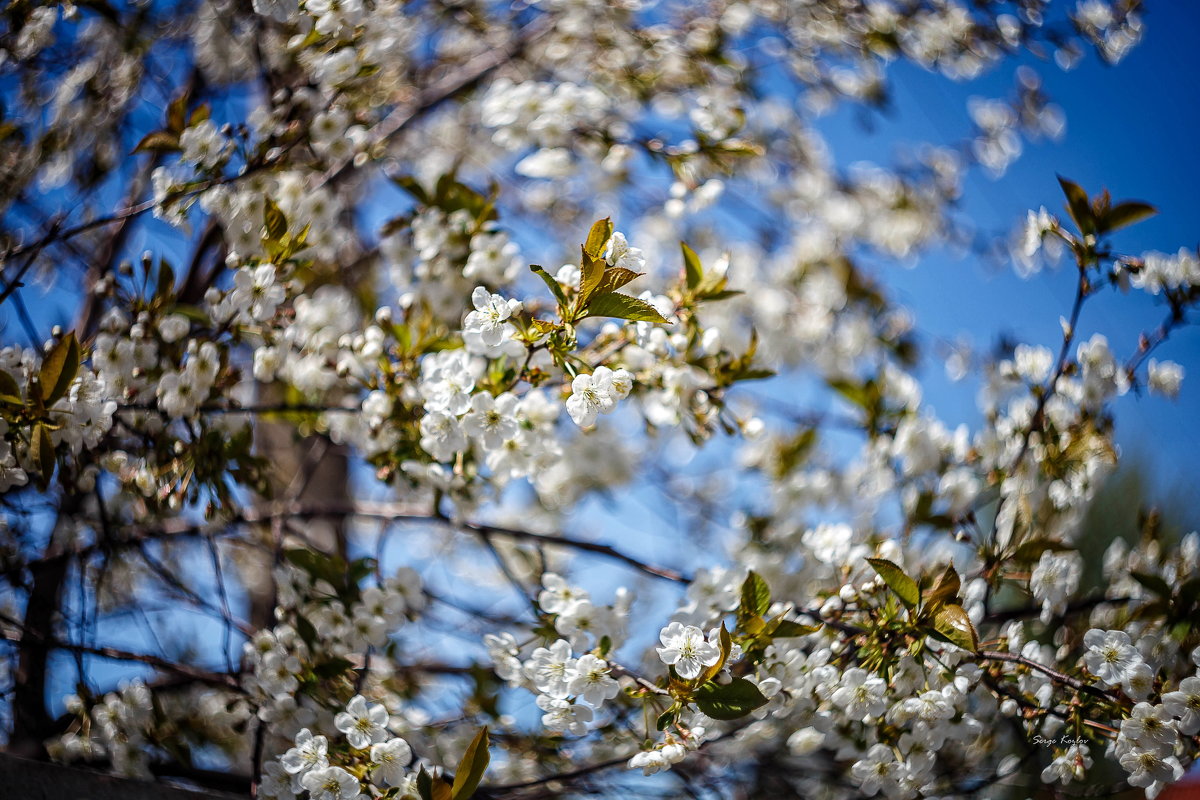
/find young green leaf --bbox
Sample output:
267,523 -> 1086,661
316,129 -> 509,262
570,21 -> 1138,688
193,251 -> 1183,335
698,624 -> 734,684
1057,175 -> 1095,235
156,259 -> 176,299
865,557 -> 919,609
133,130 -> 181,154
576,250 -> 607,314
681,241 -> 703,290
32,423 -> 55,490
391,174 -> 431,205
932,604 -> 978,652
922,564 -> 961,613
529,265 -> 570,316
693,677 -> 769,720
0,370 -> 23,406
40,332 -> 80,407
264,197 -> 288,241
311,657 -> 354,679
284,548 -> 347,591
1130,571 -> 1172,599
1011,538 -> 1074,563
583,217 -> 613,260
740,571 -> 771,619
594,267 -> 643,294
451,727 -> 490,800
167,91 -> 190,133
656,707 -> 679,731
1101,201 -> 1157,234
584,292 -> 669,323
770,619 -> 822,638
417,767 -> 452,800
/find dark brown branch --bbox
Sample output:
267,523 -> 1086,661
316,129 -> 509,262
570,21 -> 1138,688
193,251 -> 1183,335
9,501 -> 76,758
0,628 -> 241,690
977,649 -> 1112,699
240,501 -> 693,583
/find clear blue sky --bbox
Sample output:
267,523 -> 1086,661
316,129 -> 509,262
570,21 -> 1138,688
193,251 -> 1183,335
20,2 -> 1200,706
813,2 -> 1200,504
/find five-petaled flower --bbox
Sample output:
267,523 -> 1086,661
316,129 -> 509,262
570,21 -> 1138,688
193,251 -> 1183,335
655,622 -> 720,680
334,695 -> 390,749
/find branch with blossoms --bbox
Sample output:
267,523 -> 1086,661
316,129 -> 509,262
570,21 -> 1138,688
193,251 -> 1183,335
5,2 -> 1200,800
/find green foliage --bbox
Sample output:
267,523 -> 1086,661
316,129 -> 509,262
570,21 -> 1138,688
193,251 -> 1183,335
583,292 -> 669,323
929,604 -> 978,652
450,727 -> 490,800
739,571 -> 771,621
31,422 -> 54,490
1057,175 -> 1157,237
417,767 -> 452,800
39,332 -> 80,407
693,677 -> 769,720
865,557 -> 919,610
681,241 -> 703,291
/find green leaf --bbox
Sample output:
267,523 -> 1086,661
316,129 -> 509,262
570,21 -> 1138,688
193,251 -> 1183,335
31,423 -> 55,490
284,548 -> 346,590
167,91 -> 189,133
417,767 -> 452,800
156,259 -> 176,299
1130,571 -> 1172,599
576,249 -> 607,314
681,242 -> 703,290
740,571 -> 771,619
1012,538 -> 1073,562
923,564 -> 961,613
451,727 -> 490,800
733,368 -> 775,382
583,217 -> 613,260
699,624 -> 733,684
694,677 -> 769,720
770,620 -> 822,638
865,557 -> 919,610
133,130 -> 181,154
311,657 -> 353,679
1178,577 -> 1200,610
594,267 -> 643,294
529,265 -> 570,316
656,707 -> 679,731
1057,175 -> 1095,235
698,288 -> 743,302
40,332 -> 80,406
584,292 -> 669,323
830,379 -> 877,412
188,103 -> 211,126
0,370 -> 23,406
596,635 -> 612,658
390,174 -> 431,205
294,615 -> 318,646
932,604 -> 978,652
263,198 -> 288,241
1101,201 -> 1157,234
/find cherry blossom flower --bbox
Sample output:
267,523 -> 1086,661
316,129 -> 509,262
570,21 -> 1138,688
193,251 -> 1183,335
301,766 -> 364,800
655,622 -> 720,680
280,728 -> 328,775
1083,629 -> 1142,687
463,287 -> 521,347
369,738 -> 412,787
334,695 -> 389,749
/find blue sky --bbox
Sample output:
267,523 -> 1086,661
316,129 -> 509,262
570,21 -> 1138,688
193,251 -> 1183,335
812,3 -> 1200,502
15,2 -> 1200,710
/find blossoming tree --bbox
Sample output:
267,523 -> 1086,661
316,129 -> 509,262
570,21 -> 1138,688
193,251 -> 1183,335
2,1 -> 1199,799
